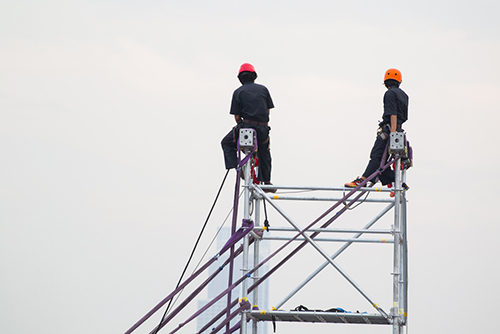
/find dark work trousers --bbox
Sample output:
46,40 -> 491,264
221,124 -> 272,182
362,128 -> 394,186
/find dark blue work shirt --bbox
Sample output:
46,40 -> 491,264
230,82 -> 274,122
382,86 -> 409,125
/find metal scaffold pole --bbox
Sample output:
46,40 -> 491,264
239,146 -> 252,334
251,198 -> 261,334
401,169 -> 409,324
392,158 -> 403,334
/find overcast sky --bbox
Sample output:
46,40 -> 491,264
1,1 -> 499,334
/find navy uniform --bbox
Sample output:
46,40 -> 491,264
345,68 -> 409,187
221,63 -> 275,183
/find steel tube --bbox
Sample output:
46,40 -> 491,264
402,169 -> 408,323
248,310 -> 391,325
274,203 -> 394,310
261,236 -> 394,243
254,226 -> 393,234
392,159 -> 402,334
267,195 -> 394,203
240,155 -> 252,334
252,199 -> 261,334
258,185 -> 392,192
226,170 -> 241,333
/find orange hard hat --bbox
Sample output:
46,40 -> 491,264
239,63 -> 256,74
384,68 -> 402,82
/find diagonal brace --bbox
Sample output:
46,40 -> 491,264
274,203 -> 394,309
254,187 -> 390,319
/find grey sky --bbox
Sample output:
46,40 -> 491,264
1,1 -> 499,333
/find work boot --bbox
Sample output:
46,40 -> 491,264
263,182 -> 277,193
344,177 -> 364,188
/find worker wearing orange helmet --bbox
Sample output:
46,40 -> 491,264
345,68 -> 409,188
221,63 -> 275,190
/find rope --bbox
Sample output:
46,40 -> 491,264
192,189 -> 244,273
152,169 -> 230,334
342,184 -> 371,210
263,197 -> 270,230
164,188 -> 244,322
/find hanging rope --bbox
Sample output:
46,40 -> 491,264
152,169 -> 230,334
342,185 -> 371,210
263,197 -> 270,231
192,189 -> 244,275
164,188 -> 245,323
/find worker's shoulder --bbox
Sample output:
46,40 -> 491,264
252,82 -> 268,88
252,83 -> 271,95
234,82 -> 269,94
243,82 -> 269,89
385,87 -> 408,99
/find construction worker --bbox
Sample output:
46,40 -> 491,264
345,68 -> 409,190
221,63 -> 275,192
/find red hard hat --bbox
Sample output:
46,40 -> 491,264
238,63 -> 256,74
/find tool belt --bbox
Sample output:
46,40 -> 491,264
378,122 -> 403,131
243,119 -> 268,127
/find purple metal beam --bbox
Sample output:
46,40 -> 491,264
168,280 -> 244,334
124,230 -> 251,334
227,320 -> 244,334
148,263 -> 228,334
209,300 -> 251,334
226,170 -> 241,334
124,256 -> 218,334
149,223 -> 254,334
196,299 -> 239,334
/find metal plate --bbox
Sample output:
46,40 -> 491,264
390,132 -> 405,152
239,128 -> 255,148
248,310 -> 391,325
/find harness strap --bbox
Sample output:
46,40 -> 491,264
243,119 -> 268,126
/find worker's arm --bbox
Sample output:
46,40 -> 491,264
234,115 -> 241,123
390,115 -> 397,132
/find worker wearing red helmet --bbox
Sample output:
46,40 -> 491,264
345,68 -> 409,189
221,63 -> 275,190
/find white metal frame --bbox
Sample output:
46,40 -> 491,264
236,150 -> 408,334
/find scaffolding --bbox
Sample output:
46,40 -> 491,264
124,128 -> 409,334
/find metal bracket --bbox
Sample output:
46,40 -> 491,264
389,132 -> 405,154
239,128 -> 255,152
